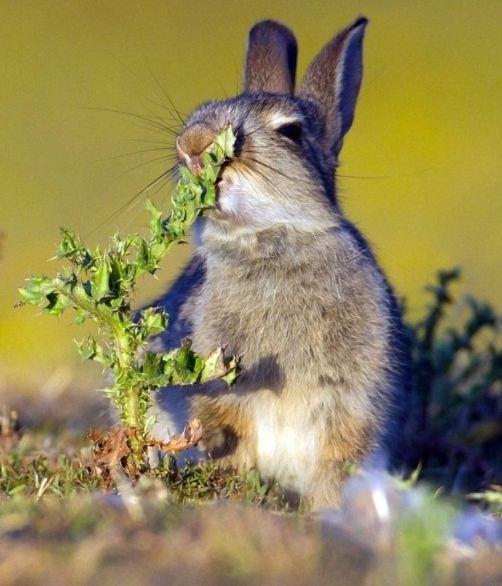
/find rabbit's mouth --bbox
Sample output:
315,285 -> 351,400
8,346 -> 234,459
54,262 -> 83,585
212,166 -> 252,221
213,168 -> 236,210
216,176 -> 230,194
212,164 -> 285,228
211,176 -> 233,219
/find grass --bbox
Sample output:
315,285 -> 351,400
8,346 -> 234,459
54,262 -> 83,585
0,408 -> 287,507
0,268 -> 500,584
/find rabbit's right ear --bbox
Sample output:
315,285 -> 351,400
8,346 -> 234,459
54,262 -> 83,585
244,20 -> 298,95
298,17 -> 368,161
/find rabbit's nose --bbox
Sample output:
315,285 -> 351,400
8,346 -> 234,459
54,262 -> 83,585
176,123 -> 215,176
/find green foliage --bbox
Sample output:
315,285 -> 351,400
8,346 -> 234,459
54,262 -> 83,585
157,459 -> 288,508
18,126 -> 238,447
0,449 -> 98,499
395,493 -> 456,586
1,426 -> 497,586
405,268 -> 501,492
468,489 -> 502,516
0,406 -> 286,509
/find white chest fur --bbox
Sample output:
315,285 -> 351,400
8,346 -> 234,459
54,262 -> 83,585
253,392 -> 321,495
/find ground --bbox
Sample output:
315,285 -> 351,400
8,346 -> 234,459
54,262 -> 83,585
0,269 -> 500,585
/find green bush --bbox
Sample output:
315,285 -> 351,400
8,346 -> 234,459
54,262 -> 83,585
404,268 -> 501,495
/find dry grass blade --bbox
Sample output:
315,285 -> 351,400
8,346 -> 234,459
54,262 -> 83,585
0,407 -> 19,450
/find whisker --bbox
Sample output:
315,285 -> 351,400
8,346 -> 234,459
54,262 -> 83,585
239,166 -> 262,198
127,138 -> 176,147
116,171 -> 174,235
243,155 -> 314,195
82,106 -> 179,136
244,145 -> 404,181
239,158 -> 291,201
107,53 -> 187,124
337,174 -> 391,180
145,63 -> 186,126
244,155 -> 295,182
120,154 -> 178,175
140,99 -> 183,135
338,166 -> 434,180
97,146 -> 176,162
85,163 -> 179,238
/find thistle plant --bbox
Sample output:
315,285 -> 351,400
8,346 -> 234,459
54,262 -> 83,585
19,126 -> 238,468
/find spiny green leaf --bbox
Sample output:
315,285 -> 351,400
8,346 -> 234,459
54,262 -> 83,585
57,228 -> 92,266
91,257 -> 111,301
199,347 -> 228,383
18,276 -> 55,306
146,199 -> 164,241
138,307 -> 168,338
76,337 -> 98,361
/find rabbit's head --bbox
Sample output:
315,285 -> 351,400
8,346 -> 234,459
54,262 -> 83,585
176,18 -> 368,240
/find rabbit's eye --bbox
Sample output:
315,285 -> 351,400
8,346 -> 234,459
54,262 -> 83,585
276,123 -> 302,144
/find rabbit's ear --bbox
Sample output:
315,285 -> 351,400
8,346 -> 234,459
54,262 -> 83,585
244,20 -> 298,95
298,17 -> 368,159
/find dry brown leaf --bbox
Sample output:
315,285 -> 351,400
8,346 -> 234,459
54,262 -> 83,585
87,419 -> 203,489
89,426 -> 137,489
147,417 -> 203,453
90,427 -> 134,468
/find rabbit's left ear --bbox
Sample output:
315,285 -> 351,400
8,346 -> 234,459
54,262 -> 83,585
298,17 -> 368,160
244,20 -> 298,95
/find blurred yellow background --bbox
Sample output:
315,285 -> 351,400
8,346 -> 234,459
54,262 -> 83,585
1,1 -> 500,385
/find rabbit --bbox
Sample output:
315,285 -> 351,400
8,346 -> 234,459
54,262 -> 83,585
148,17 -> 412,509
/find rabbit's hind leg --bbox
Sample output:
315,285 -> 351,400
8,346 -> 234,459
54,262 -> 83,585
192,395 -> 257,472
308,424 -> 375,510
308,462 -> 349,510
